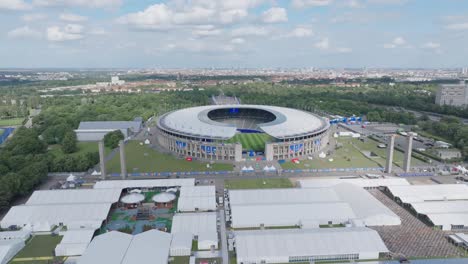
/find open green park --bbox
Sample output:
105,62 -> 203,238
106,140 -> 233,173
48,141 -> 111,158
281,137 -> 427,170
226,133 -> 272,152
11,235 -> 64,264
0,118 -> 24,126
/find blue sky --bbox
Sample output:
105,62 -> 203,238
0,0 -> 467,68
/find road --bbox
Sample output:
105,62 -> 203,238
218,209 -> 229,264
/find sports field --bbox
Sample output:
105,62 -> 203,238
225,178 -> 293,189
106,140 -> 233,173
226,133 -> 271,151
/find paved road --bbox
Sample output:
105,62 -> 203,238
218,208 -> 229,264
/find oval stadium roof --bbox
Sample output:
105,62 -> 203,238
157,105 -> 329,140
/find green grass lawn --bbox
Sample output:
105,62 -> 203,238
106,140 -> 233,173
225,178 -> 293,189
226,133 -> 271,151
0,117 -> 24,126
13,235 -> 62,259
48,142 -> 111,158
172,256 -> 190,264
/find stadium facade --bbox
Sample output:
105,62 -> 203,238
155,105 -> 330,161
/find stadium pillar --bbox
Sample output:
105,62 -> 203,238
385,135 -> 395,174
403,133 -> 414,173
98,141 -> 106,180
120,140 -> 127,179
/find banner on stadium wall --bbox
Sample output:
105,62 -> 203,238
176,141 -> 187,149
289,143 -> 303,153
313,139 -> 321,145
201,145 -> 217,154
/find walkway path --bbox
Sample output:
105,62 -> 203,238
218,209 -> 229,264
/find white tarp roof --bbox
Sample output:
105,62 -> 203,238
0,240 -> 25,264
171,213 -> 217,236
229,188 -> 340,205
235,227 -> 388,264
231,202 -> 356,228
78,230 -> 171,264
170,232 -> 192,251
1,204 -> 111,230
387,184 -> 468,203
410,201 -> 468,214
94,179 -> 194,189
55,229 -> 95,257
0,230 -> 31,241
178,186 -> 216,212
426,213 -> 468,228
298,177 -> 410,188
26,189 -> 121,205
229,183 -> 400,227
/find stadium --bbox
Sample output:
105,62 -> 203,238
155,105 -> 330,161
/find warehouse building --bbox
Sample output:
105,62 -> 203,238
74,120 -> 142,141
171,212 -> 218,252
178,186 -> 216,212
229,183 -> 400,228
387,184 -> 468,230
234,227 -> 389,264
78,230 -> 171,264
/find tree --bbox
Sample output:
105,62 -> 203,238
104,130 -> 124,149
62,131 -> 78,154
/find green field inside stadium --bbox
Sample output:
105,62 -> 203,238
225,178 -> 293,189
106,140 -> 233,173
226,133 -> 272,151
281,137 -> 427,170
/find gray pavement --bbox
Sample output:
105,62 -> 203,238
218,208 -> 229,264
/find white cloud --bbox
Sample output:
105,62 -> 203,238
47,24 -> 84,42
193,28 -> 222,37
32,0 -> 122,8
336,47 -> 352,53
7,26 -> 41,38
346,0 -> 363,8
89,28 -> 108,35
292,0 -> 333,8
384,36 -> 406,48
118,1 -> 265,29
261,7 -> 288,23
422,42 -> 440,49
315,37 -> 329,50
21,13 -> 47,22
59,13 -> 88,22
0,0 -> 31,10
231,38 -> 245,44
287,26 -> 314,38
231,26 -> 270,37
446,23 -> 468,30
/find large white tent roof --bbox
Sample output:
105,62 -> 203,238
1,204 -> 111,230
298,177 -> 410,189
26,189 -> 121,205
120,193 -> 145,204
235,227 -> 388,263
152,192 -> 176,203
178,186 -> 216,212
229,188 -> 339,205
158,105 -> 329,140
387,184 -> 468,203
0,240 -> 24,264
171,212 -> 217,236
426,213 -> 468,228
55,229 -> 95,257
410,201 -> 468,214
78,230 -> 171,264
93,179 -> 194,190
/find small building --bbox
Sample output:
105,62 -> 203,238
435,149 -> 462,160
74,121 -> 142,142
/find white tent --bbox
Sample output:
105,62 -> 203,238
67,174 -> 77,182
91,170 -> 100,176
170,233 -> 192,256
55,229 -> 95,257
171,213 -> 218,250
0,230 -> 31,241
0,240 -> 25,264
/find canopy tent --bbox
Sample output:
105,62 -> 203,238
152,193 -> 176,203
120,193 -> 145,204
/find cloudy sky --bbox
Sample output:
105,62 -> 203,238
0,0 -> 467,68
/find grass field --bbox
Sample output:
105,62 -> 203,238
48,142 -> 111,158
225,178 -> 293,189
226,133 -> 271,151
12,235 -> 63,263
0,117 -> 24,126
106,140 -> 233,173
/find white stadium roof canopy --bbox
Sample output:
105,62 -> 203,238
93,179 -> 194,189
26,189 -> 121,205
158,104 -> 329,140
234,227 -> 389,264
387,184 -> 468,203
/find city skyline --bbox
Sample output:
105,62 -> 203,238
1,0 -> 468,68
